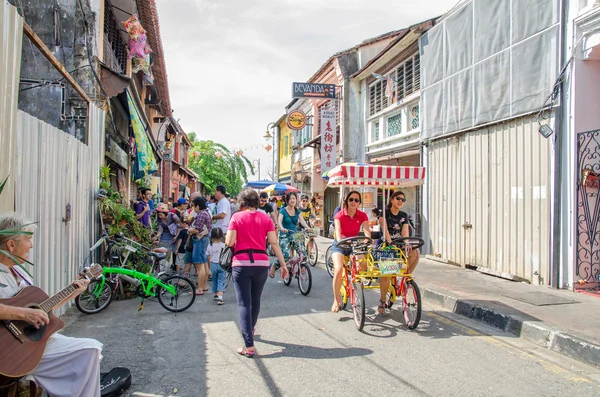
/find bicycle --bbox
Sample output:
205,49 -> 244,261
325,245 -> 334,278
303,230 -> 319,267
281,232 -> 312,295
75,234 -> 196,314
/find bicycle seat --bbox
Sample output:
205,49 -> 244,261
337,236 -> 373,251
148,251 -> 167,260
390,237 -> 424,250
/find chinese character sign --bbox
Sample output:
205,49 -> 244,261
320,110 -> 337,173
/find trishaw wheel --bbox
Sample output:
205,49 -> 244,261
352,282 -> 365,331
403,280 -> 422,329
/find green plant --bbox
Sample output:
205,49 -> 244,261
99,165 -> 113,190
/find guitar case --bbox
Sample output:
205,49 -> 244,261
100,367 -> 131,397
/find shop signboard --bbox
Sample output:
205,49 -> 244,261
320,109 -> 336,173
292,82 -> 336,99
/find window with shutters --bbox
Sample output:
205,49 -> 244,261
368,79 -> 388,116
395,52 -> 420,102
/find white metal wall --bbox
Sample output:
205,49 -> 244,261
0,1 -> 23,212
14,107 -> 104,314
428,116 -> 552,284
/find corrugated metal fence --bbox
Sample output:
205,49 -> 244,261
0,1 -> 23,212
14,108 -> 104,314
428,116 -> 552,284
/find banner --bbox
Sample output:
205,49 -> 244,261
320,110 -> 337,174
127,92 -> 157,181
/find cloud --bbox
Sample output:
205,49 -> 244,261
155,0 -> 458,160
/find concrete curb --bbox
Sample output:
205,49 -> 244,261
315,245 -> 600,368
421,287 -> 600,369
317,252 -> 600,368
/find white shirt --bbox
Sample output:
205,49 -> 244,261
205,241 -> 225,263
214,197 -> 231,233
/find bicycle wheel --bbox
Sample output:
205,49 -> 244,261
352,282 -> 365,331
297,263 -> 312,296
283,265 -> 292,286
402,280 -> 422,330
325,246 -> 334,278
157,275 -> 196,312
306,238 -> 318,267
75,278 -> 114,314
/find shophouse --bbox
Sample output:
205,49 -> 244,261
419,0 -> 560,285
276,114 -> 293,184
287,30 -> 406,230
563,0 -> 600,289
350,19 -> 437,235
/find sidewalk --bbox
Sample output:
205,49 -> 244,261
312,236 -> 600,368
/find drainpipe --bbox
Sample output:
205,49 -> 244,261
550,0 -> 568,289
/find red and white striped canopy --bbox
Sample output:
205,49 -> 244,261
326,164 -> 426,187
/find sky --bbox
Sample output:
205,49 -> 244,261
155,0 -> 459,180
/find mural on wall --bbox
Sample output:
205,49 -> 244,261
577,129 -> 600,283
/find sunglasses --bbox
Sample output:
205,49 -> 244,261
348,197 -> 361,203
393,196 -> 406,202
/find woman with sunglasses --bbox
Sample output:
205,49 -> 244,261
330,191 -> 372,313
380,190 -> 420,276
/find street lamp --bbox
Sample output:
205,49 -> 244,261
251,159 -> 261,180
264,122 -> 276,181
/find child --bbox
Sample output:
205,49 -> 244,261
206,228 -> 226,305
173,219 -> 190,273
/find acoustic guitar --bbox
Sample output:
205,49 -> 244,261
0,264 -> 103,378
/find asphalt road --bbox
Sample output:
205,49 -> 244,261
62,264 -> 600,397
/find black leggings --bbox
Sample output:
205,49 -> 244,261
232,266 -> 269,347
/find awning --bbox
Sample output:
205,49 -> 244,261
325,163 -> 426,187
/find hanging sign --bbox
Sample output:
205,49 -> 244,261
320,110 -> 337,173
286,110 -> 307,130
292,82 -> 336,99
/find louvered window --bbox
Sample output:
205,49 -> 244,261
369,80 -> 387,116
374,121 -> 380,141
395,53 -> 420,102
369,85 -> 376,115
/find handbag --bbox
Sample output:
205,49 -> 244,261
219,246 -> 234,272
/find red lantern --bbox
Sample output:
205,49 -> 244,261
215,152 -> 222,159
193,151 -> 200,158
264,144 -> 272,152
236,149 -> 244,156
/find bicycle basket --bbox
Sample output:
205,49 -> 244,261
293,232 -> 305,243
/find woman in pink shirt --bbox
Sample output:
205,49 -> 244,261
226,188 -> 288,358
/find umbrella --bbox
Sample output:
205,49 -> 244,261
243,180 -> 279,189
262,183 -> 298,195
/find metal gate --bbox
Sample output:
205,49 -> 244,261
576,129 -> 600,283
428,116 -> 552,284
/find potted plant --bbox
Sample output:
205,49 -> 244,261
99,165 -> 113,191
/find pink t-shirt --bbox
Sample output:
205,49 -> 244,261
228,210 -> 275,267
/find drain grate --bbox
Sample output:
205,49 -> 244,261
503,291 -> 579,306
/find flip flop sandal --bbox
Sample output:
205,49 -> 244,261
195,290 -> 204,296
237,347 -> 255,358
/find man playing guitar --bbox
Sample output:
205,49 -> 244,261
0,213 -> 103,397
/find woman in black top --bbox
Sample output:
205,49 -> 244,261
380,190 -> 420,275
